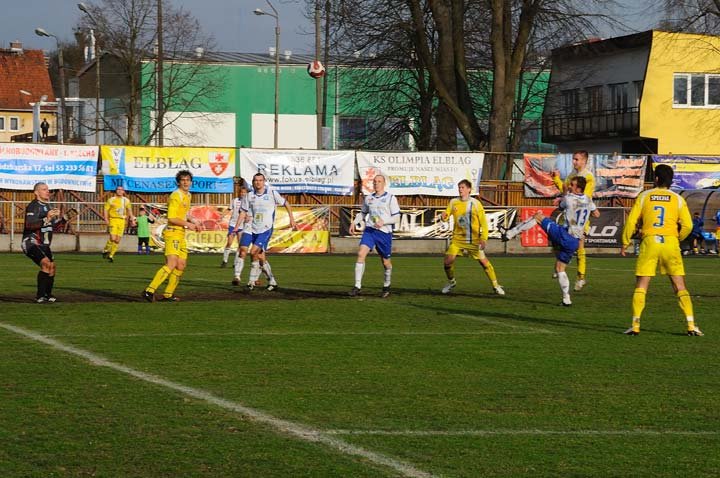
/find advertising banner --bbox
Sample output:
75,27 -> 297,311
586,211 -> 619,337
356,151 -> 484,196
585,208 -> 624,248
525,153 -> 648,199
101,146 -> 235,193
147,205 -> 329,253
339,206 -> 516,239
239,149 -> 354,195
652,156 -> 720,190
593,156 -> 647,198
519,207 -> 557,247
523,154 -> 562,198
0,143 -> 98,192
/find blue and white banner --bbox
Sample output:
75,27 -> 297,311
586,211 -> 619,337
652,155 -> 720,190
239,149 -> 355,195
356,151 -> 484,196
101,146 -> 236,193
0,144 -> 98,192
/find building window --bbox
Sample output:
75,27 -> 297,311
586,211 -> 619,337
338,116 -> 367,142
673,73 -> 720,107
633,80 -> 644,108
609,83 -> 628,112
561,89 -> 580,114
585,85 -> 603,113
0,117 -> 5,131
9,117 -> 20,131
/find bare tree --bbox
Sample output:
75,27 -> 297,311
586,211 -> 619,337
660,0 -> 720,32
77,0 -> 223,145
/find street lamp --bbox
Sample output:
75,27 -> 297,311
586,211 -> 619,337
78,2 -> 102,144
254,1 -> 280,149
35,27 -> 67,144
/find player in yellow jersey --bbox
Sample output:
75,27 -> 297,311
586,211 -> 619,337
142,170 -> 202,302
440,179 -> 504,296
102,186 -> 135,262
620,164 -> 703,336
553,150 -> 595,291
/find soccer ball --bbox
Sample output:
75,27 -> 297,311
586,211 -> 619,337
307,60 -> 325,78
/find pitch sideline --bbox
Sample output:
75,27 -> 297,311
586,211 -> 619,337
0,321 -> 436,478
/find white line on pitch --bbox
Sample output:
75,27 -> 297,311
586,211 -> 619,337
448,314 -> 555,334
0,322 -> 436,478
44,330 -> 546,338
325,429 -> 719,437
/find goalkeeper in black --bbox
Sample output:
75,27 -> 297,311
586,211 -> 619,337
22,182 -> 72,303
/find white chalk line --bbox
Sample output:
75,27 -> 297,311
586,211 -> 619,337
0,322 -> 436,478
449,313 -> 555,334
43,330 -> 547,338
325,429 -> 719,437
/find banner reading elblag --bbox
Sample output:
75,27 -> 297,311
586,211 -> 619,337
0,143 -> 98,192
101,146 -> 235,193
356,151 -> 484,196
240,149 -> 355,195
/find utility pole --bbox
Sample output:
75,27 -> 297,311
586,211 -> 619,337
157,0 -> 164,146
315,1 -> 323,149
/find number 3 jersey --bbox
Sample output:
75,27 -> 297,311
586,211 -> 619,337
559,193 -> 597,239
622,187 -> 692,245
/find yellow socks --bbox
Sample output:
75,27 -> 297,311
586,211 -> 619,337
577,248 -> 586,278
677,290 -> 695,330
483,262 -> 498,285
631,288 -> 646,329
164,270 -> 184,298
147,266 -> 172,293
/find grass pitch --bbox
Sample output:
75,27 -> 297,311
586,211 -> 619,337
1,251 -> 718,477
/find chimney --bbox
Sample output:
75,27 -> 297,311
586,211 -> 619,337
9,40 -> 23,53
283,50 -> 291,60
268,46 -> 276,58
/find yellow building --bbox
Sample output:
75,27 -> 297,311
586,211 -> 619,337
543,30 -> 720,155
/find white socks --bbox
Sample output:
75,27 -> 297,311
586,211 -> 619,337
223,247 -> 232,263
354,262 -> 365,288
506,217 -> 537,239
557,271 -> 570,296
383,267 -> 392,287
262,261 -> 275,282
248,261 -> 261,283
234,254 -> 245,278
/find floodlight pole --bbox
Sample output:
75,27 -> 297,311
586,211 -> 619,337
255,1 -> 280,149
78,3 -> 102,144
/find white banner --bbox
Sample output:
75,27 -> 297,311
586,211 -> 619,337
0,143 -> 98,192
240,148 -> 355,195
356,151 -> 484,196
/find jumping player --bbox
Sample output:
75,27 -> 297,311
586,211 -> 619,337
552,150 -> 595,291
620,164 -> 703,336
440,179 -> 504,296
503,176 -> 599,306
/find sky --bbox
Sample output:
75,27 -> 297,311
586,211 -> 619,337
2,0 -> 663,55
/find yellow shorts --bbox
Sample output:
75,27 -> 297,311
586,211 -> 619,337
163,229 -> 188,260
446,241 -> 486,261
107,218 -> 126,237
636,235 -> 684,277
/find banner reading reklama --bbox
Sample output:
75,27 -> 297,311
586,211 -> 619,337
652,156 -> 720,190
146,204 -> 329,253
356,151 -> 484,196
101,146 -> 235,193
0,143 -> 98,192
239,149 -> 354,195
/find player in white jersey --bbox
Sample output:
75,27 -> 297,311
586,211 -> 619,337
502,176 -> 599,306
238,173 -> 297,290
349,174 -> 401,298
221,179 -> 249,267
